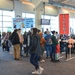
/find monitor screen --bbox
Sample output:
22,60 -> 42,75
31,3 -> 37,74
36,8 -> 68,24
41,19 -> 50,25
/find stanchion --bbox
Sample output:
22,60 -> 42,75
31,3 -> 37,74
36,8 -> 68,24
66,48 -> 75,61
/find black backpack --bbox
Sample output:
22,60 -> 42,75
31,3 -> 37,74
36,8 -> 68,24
9,33 -> 16,45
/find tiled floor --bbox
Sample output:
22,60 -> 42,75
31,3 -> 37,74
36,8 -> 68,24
0,47 -> 75,75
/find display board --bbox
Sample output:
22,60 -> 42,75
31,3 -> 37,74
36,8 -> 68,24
13,18 -> 34,29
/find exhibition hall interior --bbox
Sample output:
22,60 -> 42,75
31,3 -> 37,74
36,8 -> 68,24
0,0 -> 75,75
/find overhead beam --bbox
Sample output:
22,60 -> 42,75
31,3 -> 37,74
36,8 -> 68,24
48,0 -> 75,9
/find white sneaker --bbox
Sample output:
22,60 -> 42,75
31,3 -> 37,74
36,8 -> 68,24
40,60 -> 45,63
38,67 -> 44,74
32,70 -> 39,74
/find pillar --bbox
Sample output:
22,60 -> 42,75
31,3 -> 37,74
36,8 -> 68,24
14,0 -> 23,18
35,8 -> 42,31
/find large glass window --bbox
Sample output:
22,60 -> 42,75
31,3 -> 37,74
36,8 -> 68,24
50,16 -> 59,32
0,10 -> 2,15
0,16 -> 2,21
25,13 -> 35,18
0,10 -> 14,33
70,18 -> 75,34
41,15 -> 59,33
0,22 -> 2,27
22,13 -> 35,18
3,11 -> 13,16
22,13 -> 26,18
42,15 -> 50,19
3,16 -> 12,21
0,28 -> 2,33
3,22 -> 12,27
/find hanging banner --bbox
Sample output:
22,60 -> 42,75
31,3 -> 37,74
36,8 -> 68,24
13,18 -> 34,28
59,14 -> 69,34
13,18 -> 25,28
25,18 -> 34,28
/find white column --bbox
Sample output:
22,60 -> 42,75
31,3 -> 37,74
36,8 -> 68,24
14,0 -> 23,18
58,7 -> 63,33
35,8 -> 42,31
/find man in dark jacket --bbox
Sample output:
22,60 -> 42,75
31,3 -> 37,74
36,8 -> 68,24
51,31 -> 58,62
12,29 -> 20,60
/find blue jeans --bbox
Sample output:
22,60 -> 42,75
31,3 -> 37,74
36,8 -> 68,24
46,45 -> 52,57
30,53 -> 39,70
51,44 -> 56,61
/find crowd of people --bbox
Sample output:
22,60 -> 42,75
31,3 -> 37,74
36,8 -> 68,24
1,28 -> 75,74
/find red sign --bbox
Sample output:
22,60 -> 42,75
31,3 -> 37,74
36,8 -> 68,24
59,14 -> 69,34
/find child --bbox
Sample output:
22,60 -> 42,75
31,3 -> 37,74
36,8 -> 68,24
55,43 -> 60,62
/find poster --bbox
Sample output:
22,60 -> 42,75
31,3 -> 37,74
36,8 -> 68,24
24,18 -> 34,28
13,18 -> 25,28
59,14 -> 69,34
13,18 -> 34,28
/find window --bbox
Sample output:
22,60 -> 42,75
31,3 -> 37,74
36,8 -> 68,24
25,13 -> 35,18
3,10 -> 12,16
0,22 -> 2,27
70,18 -> 75,34
3,16 -> 12,21
22,13 -> 35,18
0,16 -> 2,21
41,15 -> 59,33
22,13 -> 26,18
3,22 -> 12,27
0,10 -> 2,15
0,28 -> 2,33
0,10 -> 14,33
41,15 -> 50,19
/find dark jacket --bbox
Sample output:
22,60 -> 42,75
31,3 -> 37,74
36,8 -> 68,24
12,33 -> 20,45
23,33 -> 27,44
29,34 -> 41,55
51,35 -> 58,46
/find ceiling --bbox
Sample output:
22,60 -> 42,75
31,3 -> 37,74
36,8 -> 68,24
7,0 -> 75,10
49,0 -> 75,8
53,0 -> 75,6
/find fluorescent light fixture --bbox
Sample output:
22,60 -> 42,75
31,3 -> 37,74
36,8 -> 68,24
22,1 -> 35,7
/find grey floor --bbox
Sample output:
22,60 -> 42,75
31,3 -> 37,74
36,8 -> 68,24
0,47 -> 75,75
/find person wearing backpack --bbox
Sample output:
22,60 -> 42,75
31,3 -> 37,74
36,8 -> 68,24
45,31 -> 52,59
51,31 -> 58,62
26,31 -> 31,57
29,28 -> 44,75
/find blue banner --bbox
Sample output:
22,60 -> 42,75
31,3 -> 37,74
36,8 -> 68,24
13,18 -> 34,28
24,18 -> 34,28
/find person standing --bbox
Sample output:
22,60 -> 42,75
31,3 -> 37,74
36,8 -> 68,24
45,31 -> 52,59
39,32 -> 46,62
12,29 -> 21,60
18,29 -> 24,56
51,31 -> 58,62
29,28 -> 44,74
